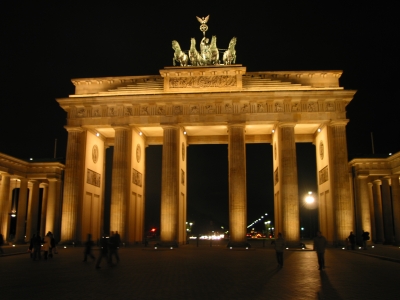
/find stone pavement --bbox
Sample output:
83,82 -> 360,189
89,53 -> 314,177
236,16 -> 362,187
1,240 -> 400,299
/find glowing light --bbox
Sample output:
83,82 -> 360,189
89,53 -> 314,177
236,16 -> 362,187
318,128 -> 321,132
230,247 -> 232,250
272,129 -> 275,133
305,191 -> 315,204
183,131 -> 187,135
139,132 -> 143,136
96,132 -> 100,137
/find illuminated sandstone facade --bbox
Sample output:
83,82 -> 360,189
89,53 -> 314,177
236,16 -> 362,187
349,153 -> 400,245
55,65 -> 357,246
0,153 -> 64,242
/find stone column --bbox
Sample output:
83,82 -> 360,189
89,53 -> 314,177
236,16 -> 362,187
381,177 -> 394,244
0,174 -> 11,239
160,125 -> 180,246
328,121 -> 353,244
228,124 -> 247,247
278,123 -> 299,245
15,178 -> 28,243
110,126 -> 131,240
60,128 -> 84,243
40,183 -> 49,237
355,173 -> 371,244
26,180 -> 40,240
391,175 -> 400,245
45,179 -> 61,238
372,180 -> 384,243
367,182 -> 376,241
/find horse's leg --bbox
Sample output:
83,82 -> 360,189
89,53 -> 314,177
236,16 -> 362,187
173,58 -> 176,66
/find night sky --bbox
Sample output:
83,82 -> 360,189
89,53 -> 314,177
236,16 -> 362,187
1,3 -> 398,235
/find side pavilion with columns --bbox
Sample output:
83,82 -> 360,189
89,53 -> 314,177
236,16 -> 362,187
56,65 -> 357,247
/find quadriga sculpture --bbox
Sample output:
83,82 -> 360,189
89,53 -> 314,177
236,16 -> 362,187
172,40 -> 189,67
223,37 -> 237,65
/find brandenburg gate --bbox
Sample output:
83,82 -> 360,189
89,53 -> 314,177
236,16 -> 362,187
56,63 -> 355,246
55,17 -> 356,247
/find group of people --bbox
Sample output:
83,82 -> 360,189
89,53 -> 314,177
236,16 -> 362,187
29,231 -> 57,260
347,230 -> 370,250
273,231 -> 328,270
82,231 -> 121,269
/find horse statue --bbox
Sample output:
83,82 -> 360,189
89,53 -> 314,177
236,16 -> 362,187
172,40 -> 188,66
209,36 -> 219,65
189,38 -> 204,66
223,37 -> 237,65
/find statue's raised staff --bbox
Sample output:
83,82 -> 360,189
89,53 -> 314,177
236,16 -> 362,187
172,40 -> 188,66
223,37 -> 237,65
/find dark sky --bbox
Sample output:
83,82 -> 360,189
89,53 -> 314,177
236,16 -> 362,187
1,3 -> 398,234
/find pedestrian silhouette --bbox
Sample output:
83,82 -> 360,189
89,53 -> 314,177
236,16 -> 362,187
83,233 -> 95,262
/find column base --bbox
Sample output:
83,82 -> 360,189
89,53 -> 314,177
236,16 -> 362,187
227,241 -> 252,248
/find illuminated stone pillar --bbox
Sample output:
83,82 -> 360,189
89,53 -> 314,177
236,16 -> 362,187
40,183 -> 49,237
45,179 -> 61,239
228,124 -> 247,246
278,123 -> 299,245
0,174 -> 11,239
60,128 -> 85,243
15,178 -> 28,243
160,125 -> 180,246
372,180 -> 384,243
391,175 -> 400,245
110,126 -> 131,240
26,180 -> 40,240
328,121 -> 353,244
367,182 -> 376,241
381,177 -> 394,244
355,173 -> 371,243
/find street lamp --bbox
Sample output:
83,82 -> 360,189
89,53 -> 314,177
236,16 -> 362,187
303,191 -> 317,238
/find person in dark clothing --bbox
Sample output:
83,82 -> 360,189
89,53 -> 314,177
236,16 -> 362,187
361,230 -> 370,250
95,235 -> 109,269
0,233 -> 4,255
108,231 -> 120,264
32,233 -> 42,261
83,234 -> 95,262
348,231 -> 356,250
313,231 -> 327,270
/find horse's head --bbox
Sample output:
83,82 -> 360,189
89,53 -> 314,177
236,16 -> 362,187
172,40 -> 180,51
229,37 -> 237,47
211,36 -> 217,46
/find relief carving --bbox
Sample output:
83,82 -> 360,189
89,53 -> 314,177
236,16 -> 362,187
257,103 -> 264,112
319,166 -> 329,184
327,102 -> 335,111
225,103 -> 232,113
308,103 -> 316,112
190,105 -> 199,114
275,103 -> 283,112
93,109 -> 100,117
140,106 -> 148,115
157,106 -> 165,115
108,107 -> 116,117
169,75 -> 236,88
241,104 -> 249,112
87,169 -> 101,187
132,168 -> 142,187
291,103 -> 299,111
125,107 -> 133,116
174,106 -> 182,114
205,105 -> 214,113
77,108 -> 86,117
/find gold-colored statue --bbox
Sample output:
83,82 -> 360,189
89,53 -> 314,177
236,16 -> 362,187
172,40 -> 189,66
223,37 -> 237,65
171,15 -> 236,66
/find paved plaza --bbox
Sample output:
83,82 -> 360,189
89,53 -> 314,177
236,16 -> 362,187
1,240 -> 400,299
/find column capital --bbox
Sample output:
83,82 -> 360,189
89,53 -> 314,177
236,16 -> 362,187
278,122 -> 296,128
329,120 -> 349,126
373,179 -> 382,185
112,125 -> 131,131
64,126 -> 85,133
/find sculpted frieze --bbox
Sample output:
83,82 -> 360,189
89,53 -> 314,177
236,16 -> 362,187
140,106 -> 148,115
224,103 -> 232,113
257,104 -> 265,113
169,75 -> 237,89
108,107 -> 117,117
124,107 -> 133,116
77,108 -> 86,118
157,106 -> 166,115
190,105 -> 199,114
174,106 -> 182,114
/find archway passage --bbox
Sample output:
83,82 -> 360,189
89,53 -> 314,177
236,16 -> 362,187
56,65 -> 356,246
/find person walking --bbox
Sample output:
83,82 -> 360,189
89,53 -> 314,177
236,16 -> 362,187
274,232 -> 286,267
32,232 -> 42,261
83,233 -> 95,262
108,231 -> 120,264
313,231 -> 327,270
361,230 -> 370,250
95,234 -> 109,269
0,233 -> 4,255
42,232 -> 51,260
348,231 -> 356,250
